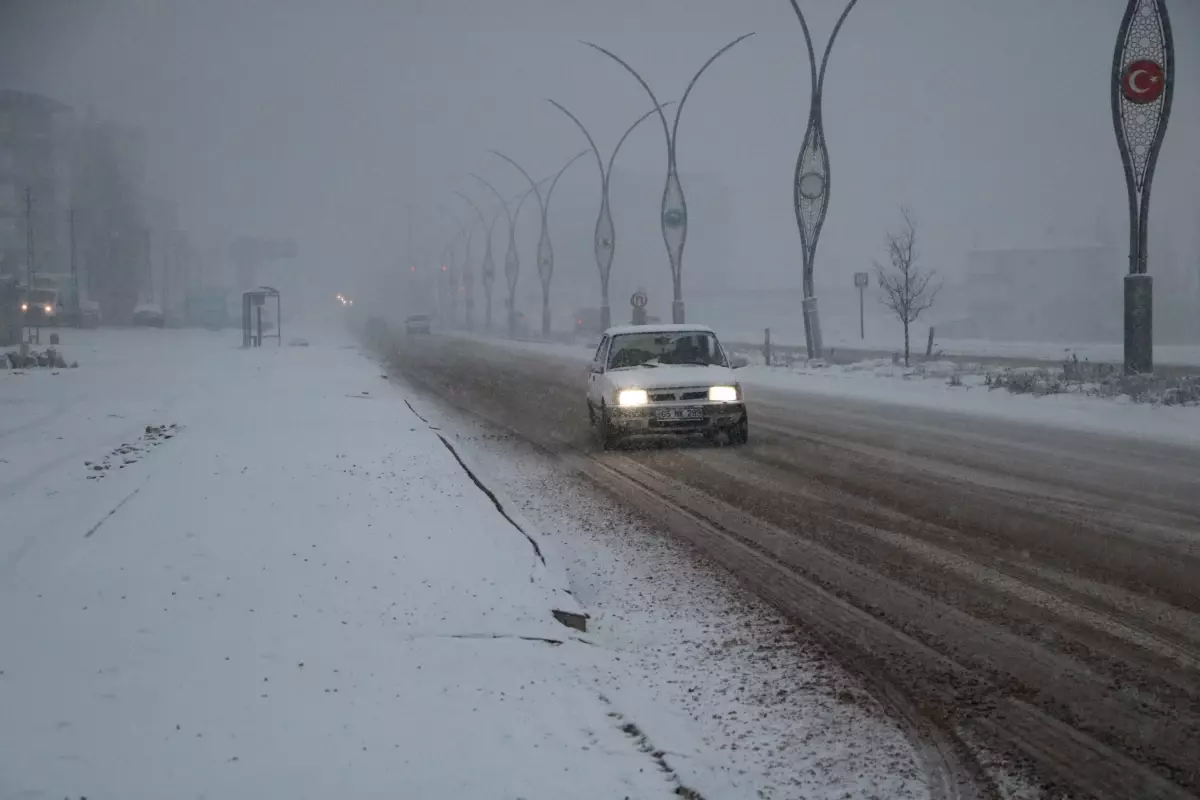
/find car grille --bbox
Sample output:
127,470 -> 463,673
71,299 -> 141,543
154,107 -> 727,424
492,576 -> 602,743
647,387 -> 708,403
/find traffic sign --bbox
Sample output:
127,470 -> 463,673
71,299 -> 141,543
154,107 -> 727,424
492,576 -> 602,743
630,291 -> 648,309
854,272 -> 869,288
1121,59 -> 1166,105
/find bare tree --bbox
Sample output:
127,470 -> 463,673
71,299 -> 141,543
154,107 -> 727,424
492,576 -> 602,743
875,207 -> 941,366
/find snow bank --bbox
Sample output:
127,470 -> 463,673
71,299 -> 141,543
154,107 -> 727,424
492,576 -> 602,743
741,361 -> 1200,446
0,329 -> 689,799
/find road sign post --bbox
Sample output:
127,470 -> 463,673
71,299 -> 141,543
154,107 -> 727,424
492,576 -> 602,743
854,271 -> 869,340
630,289 -> 648,326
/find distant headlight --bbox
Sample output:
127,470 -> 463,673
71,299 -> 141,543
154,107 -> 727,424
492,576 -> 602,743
20,302 -> 28,312
617,389 -> 649,407
708,385 -> 738,402
44,304 -> 53,314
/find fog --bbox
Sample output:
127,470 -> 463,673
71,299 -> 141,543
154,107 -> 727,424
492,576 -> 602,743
2,0 -> 1197,345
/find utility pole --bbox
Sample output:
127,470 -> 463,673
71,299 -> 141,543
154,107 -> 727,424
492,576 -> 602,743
24,187 -> 38,343
407,203 -> 414,263
24,187 -> 35,293
69,207 -> 80,325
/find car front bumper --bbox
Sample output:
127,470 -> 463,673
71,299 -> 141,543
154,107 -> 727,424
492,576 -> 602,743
609,402 -> 746,435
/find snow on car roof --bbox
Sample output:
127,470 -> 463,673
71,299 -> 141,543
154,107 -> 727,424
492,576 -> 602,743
604,324 -> 716,336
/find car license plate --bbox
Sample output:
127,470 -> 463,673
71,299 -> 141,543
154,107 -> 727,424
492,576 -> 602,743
656,406 -> 703,421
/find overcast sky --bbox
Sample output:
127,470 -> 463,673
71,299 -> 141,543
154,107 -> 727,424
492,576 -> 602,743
1,0 -> 1196,304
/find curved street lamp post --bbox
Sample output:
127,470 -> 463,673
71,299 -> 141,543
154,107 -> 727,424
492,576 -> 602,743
548,100 -> 674,330
439,207 -> 472,329
456,190 -> 502,332
583,33 -> 754,324
788,0 -> 860,359
1110,0 -> 1174,374
472,174 -> 547,337
491,149 -> 588,338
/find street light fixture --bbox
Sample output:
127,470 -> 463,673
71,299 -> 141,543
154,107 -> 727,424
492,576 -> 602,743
582,33 -> 755,324
490,149 -> 589,338
788,0 -> 860,359
472,173 -> 548,337
457,190 -> 504,331
438,206 -> 471,328
548,99 -> 674,331
456,190 -> 498,332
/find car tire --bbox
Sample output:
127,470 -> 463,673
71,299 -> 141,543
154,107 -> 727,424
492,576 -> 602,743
595,403 -> 619,451
728,415 -> 749,446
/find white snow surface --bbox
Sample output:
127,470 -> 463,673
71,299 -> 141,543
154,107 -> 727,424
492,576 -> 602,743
457,333 -> 1200,447
0,328 -> 717,799
409,396 -> 930,800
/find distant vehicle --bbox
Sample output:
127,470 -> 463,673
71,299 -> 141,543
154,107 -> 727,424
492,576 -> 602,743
586,324 -> 749,450
573,307 -> 604,336
19,288 -> 62,326
78,299 -> 102,328
404,314 -> 431,335
132,302 -> 165,328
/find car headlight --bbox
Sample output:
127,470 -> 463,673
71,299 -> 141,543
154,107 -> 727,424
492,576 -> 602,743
617,389 -> 649,407
44,304 -> 53,314
708,385 -> 739,403
20,302 -> 28,312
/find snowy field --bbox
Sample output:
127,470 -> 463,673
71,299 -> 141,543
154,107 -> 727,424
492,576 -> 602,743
1,327 -> 932,799
453,332 -> 1200,447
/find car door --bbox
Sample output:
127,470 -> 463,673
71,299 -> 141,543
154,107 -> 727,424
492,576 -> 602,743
588,336 -> 609,405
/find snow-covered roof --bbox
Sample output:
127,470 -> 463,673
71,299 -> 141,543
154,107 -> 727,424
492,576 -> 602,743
604,323 -> 717,336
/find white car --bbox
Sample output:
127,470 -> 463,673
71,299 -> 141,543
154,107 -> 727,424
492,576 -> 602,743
586,324 -> 749,449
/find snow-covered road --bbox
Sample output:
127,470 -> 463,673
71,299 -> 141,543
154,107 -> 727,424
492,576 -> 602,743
386,331 -> 1200,799
0,328 -> 929,800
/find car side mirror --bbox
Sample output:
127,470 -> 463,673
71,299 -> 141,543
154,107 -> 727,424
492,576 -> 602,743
589,362 -> 604,374
730,355 -> 749,370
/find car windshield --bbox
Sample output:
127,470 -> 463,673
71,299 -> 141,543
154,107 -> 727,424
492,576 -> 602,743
607,331 -> 726,369
28,289 -> 56,304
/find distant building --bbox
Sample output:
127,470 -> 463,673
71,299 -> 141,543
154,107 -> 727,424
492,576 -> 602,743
940,240 -> 1123,343
0,90 -> 72,282
69,115 -> 148,323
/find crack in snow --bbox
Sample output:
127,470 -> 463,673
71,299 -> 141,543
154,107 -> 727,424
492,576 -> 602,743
435,434 -> 545,566
83,486 -> 143,538
409,632 -> 565,646
597,693 -> 708,800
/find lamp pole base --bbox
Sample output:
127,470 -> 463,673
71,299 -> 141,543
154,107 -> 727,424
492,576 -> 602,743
802,296 -> 823,360
1124,274 -> 1153,375
671,299 -> 685,324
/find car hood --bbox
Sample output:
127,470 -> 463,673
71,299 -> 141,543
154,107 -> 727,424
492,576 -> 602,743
606,364 -> 737,391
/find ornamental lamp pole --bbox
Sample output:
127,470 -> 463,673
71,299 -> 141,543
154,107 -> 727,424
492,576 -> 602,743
465,179 -> 507,331
788,0 -> 861,360
1111,0 -> 1174,375
438,206 -> 470,328
548,99 -> 674,331
583,34 -> 755,324
471,173 -> 547,338
456,190 -> 497,332
490,149 -> 588,338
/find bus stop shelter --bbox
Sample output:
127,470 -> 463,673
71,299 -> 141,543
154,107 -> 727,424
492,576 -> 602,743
242,286 -> 281,347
